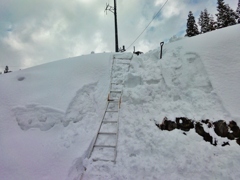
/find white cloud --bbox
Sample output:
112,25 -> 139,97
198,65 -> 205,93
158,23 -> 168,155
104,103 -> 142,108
0,0 -> 238,71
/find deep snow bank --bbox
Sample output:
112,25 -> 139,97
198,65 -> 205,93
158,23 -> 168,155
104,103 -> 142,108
126,24 -> 240,122
83,25 -> 240,180
114,24 -> 240,180
0,53 -> 112,180
166,25 -> 240,121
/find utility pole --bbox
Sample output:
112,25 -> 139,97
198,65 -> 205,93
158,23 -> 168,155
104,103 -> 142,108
114,0 -> 119,52
105,0 -> 119,52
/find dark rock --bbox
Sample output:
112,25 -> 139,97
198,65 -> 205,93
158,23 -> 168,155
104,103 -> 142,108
155,123 -> 161,129
228,121 -> 240,138
176,117 -> 194,131
157,117 -> 240,147
159,120 -> 177,131
156,117 -> 177,131
208,122 -> 213,128
229,120 -> 237,127
201,119 -> 213,128
232,127 -> 240,137
203,133 -> 214,145
158,117 -> 169,130
213,120 -> 228,138
195,122 -> 205,136
202,119 -> 210,124
236,138 -> 240,146
159,124 -> 166,130
195,122 -> 215,145
227,133 -> 235,140
222,142 -> 230,146
166,120 -> 177,131
213,139 -> 218,146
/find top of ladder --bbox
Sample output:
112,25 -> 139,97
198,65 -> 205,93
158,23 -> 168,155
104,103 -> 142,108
113,53 -> 133,60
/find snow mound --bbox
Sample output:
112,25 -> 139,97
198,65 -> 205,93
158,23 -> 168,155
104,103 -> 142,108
84,25 -> 240,179
123,46 -> 228,121
0,53 -> 112,180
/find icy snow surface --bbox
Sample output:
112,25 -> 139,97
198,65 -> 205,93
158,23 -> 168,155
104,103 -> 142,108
1,25 -> 240,180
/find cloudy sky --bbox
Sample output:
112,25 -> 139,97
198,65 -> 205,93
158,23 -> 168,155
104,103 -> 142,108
0,0 -> 238,71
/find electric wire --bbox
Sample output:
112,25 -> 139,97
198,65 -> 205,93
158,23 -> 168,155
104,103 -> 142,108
126,0 -> 169,51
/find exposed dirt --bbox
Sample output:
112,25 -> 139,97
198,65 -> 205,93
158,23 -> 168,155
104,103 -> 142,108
156,117 -> 240,146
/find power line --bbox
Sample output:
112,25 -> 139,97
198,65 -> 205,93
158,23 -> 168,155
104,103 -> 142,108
126,0 -> 169,51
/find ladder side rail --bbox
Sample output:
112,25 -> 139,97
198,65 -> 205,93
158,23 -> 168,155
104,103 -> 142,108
88,101 -> 110,159
113,74 -> 124,163
109,55 -> 115,90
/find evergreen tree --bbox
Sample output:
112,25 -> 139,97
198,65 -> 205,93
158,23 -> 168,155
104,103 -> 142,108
216,0 -> 227,28
225,4 -> 238,26
203,9 -> 211,32
209,15 -> 217,31
198,9 -> 212,33
198,11 -> 204,33
4,66 -> 9,73
236,0 -> 240,23
216,0 -> 238,28
186,11 -> 199,37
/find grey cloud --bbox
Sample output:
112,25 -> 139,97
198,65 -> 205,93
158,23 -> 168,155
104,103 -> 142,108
0,0 -> 238,71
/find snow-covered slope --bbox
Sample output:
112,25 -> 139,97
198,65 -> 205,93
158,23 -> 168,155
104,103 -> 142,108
0,25 -> 240,180
0,53 -> 112,179
123,24 -> 240,122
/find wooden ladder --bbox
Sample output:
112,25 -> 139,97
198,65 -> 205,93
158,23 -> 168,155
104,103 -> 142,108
87,53 -> 132,163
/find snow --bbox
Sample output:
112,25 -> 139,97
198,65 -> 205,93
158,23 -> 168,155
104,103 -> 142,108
1,25 -> 240,180
0,53 -> 112,179
180,25 -> 240,121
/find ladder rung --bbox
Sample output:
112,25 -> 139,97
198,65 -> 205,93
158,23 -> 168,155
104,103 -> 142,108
111,82 -> 123,84
111,83 -> 123,85
110,90 -> 122,92
93,158 -> 115,162
116,63 -> 130,65
115,58 -> 131,60
94,145 -> 116,148
108,100 -> 119,103
99,132 -> 117,135
108,98 -> 119,101
103,121 -> 118,123
110,90 -> 122,93
115,60 -> 131,62
106,110 -> 118,112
